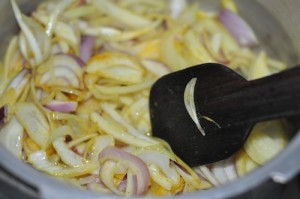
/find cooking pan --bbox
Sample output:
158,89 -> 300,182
0,0 -> 299,198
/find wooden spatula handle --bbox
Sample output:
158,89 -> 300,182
201,66 -> 300,128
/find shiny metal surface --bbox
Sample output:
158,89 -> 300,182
0,0 -> 299,198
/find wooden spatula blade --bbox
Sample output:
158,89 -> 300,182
150,63 -> 248,166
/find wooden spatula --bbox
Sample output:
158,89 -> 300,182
150,63 -> 300,166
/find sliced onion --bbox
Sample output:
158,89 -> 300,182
79,174 -> 101,185
0,106 -> 9,128
99,146 -> 150,196
44,100 -> 78,113
172,161 -> 202,189
223,157 -> 238,181
148,164 -> 174,191
52,137 -> 84,167
169,0 -> 188,19
11,0 -> 50,66
44,0 -> 74,37
100,103 -> 157,145
141,59 -> 170,77
195,166 -> 219,186
99,65 -> 143,84
32,11 -> 79,53
91,112 -> 154,147
28,151 -> 97,177
121,172 -> 138,195
99,160 -> 126,195
86,182 -> 112,194
211,161 -> 229,185
80,36 -> 95,63
160,27 -> 189,70
184,78 -> 205,136
36,54 -> 84,89
0,116 -> 24,159
219,9 -> 258,47
92,0 -> 152,28
7,69 -> 30,97
136,151 -> 180,186
86,52 -> 143,84
235,149 -> 259,176
93,80 -> 154,96
90,135 -> 115,162
118,174 -> 128,192
244,121 -> 287,165
15,102 -> 50,149
248,51 -> 269,80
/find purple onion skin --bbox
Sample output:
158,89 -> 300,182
0,106 -> 8,128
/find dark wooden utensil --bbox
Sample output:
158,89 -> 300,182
150,63 -> 300,167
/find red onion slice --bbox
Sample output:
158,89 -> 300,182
118,174 -> 127,192
0,106 -> 9,128
44,100 -> 78,113
219,9 -> 258,47
99,146 -> 150,196
80,36 -> 95,63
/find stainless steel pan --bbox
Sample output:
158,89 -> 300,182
0,0 -> 299,198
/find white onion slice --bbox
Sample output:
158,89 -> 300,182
219,9 -> 258,47
170,0 -> 188,18
90,135 -> 115,162
195,166 -> 219,186
141,59 -> 170,77
15,102 -> 50,148
100,103 -> 157,145
223,157 -> 238,181
52,137 -> 84,167
28,151 -> 96,177
211,161 -> 229,185
91,112 -> 154,147
0,116 -> 24,158
11,0 -> 44,66
92,0 -> 152,28
184,78 -> 205,136
136,151 -> 180,185
7,69 -> 30,97
37,54 -> 84,89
